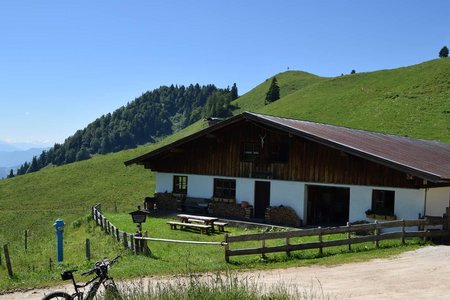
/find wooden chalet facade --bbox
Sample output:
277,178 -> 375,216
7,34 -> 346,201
125,112 -> 450,226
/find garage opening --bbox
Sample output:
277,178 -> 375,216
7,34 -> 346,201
307,185 -> 350,226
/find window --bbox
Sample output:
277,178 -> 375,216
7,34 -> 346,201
241,143 -> 260,162
214,178 -> 236,198
269,143 -> 289,163
173,175 -> 188,194
371,190 -> 395,215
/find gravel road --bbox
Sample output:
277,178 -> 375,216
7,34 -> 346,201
1,245 -> 449,299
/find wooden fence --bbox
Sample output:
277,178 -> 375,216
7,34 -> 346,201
92,204 -> 151,255
91,204 -> 224,255
224,218 -> 448,262
92,204 -> 448,262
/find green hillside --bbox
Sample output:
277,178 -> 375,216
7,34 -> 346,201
1,58 -> 449,290
259,59 -> 450,143
232,70 -> 326,113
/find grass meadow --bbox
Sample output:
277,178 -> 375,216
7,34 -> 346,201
1,58 -> 448,292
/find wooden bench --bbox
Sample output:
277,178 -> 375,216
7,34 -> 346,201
214,221 -> 228,232
187,218 -> 206,224
167,221 -> 211,235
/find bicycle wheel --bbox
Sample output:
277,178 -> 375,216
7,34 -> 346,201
42,291 -> 73,299
104,283 -> 122,300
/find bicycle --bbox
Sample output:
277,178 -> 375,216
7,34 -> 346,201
42,256 -> 122,300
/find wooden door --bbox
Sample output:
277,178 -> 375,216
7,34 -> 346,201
254,181 -> 271,219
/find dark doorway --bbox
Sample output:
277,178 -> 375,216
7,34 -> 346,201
307,185 -> 350,226
254,181 -> 270,219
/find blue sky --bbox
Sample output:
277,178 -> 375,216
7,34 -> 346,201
0,0 -> 448,145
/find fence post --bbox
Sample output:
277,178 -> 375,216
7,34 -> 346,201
285,237 -> 291,257
86,239 -> 91,261
318,226 -> 323,255
123,232 -> 128,249
346,222 -> 351,251
24,230 -> 28,251
99,215 -> 104,230
4,244 -> 13,278
134,236 -> 141,254
224,233 -> 230,263
116,228 -> 120,242
401,219 -> 406,245
130,235 -> 135,253
143,231 -> 151,256
375,220 -> 379,248
261,232 -> 267,259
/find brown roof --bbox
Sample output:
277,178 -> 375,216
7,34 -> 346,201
125,112 -> 450,183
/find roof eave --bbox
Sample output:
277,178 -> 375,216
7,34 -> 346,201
124,114 -> 246,166
243,112 -> 447,183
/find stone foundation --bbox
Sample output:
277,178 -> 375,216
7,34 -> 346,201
154,192 -> 180,210
209,202 -> 253,219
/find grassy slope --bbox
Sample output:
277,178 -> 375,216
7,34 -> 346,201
232,71 -> 327,113
259,59 -> 450,143
0,58 -> 449,290
0,121 -> 206,290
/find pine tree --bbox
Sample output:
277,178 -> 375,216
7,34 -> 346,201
7,169 -> 14,178
28,156 -> 39,173
439,46 -> 449,58
265,77 -> 280,104
230,83 -> 238,100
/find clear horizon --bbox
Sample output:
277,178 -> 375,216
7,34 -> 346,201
0,0 -> 448,145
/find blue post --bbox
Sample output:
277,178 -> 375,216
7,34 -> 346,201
53,219 -> 65,262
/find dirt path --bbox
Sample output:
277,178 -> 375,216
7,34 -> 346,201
2,245 -> 450,299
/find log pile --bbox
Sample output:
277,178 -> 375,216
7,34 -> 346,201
209,202 -> 253,219
154,192 -> 180,210
265,205 -> 302,227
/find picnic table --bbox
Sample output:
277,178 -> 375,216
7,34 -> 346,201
177,214 -> 218,225
167,214 -> 228,234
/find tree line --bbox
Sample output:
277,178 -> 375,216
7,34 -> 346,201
13,83 -> 238,177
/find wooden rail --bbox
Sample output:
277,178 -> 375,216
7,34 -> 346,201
224,218 -> 447,262
91,204 -> 224,254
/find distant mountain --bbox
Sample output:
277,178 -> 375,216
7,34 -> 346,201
0,147 -> 48,178
0,166 -> 17,179
0,140 -> 51,151
0,140 -> 19,152
0,148 -> 47,167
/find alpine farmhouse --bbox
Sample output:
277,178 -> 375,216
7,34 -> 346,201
125,112 -> 450,227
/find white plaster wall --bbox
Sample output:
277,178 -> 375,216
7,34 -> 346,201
349,186 -> 372,221
155,172 -> 173,193
270,180 -> 305,220
235,178 -> 255,205
187,175 -> 214,198
426,187 -> 450,216
155,172 -> 437,224
394,188 -> 425,219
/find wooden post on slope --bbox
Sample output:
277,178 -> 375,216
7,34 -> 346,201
4,244 -> 13,277
224,233 -> 230,263
347,222 -> 351,251
318,226 -> 323,255
86,239 -> 91,261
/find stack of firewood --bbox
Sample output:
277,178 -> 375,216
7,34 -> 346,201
265,205 -> 302,227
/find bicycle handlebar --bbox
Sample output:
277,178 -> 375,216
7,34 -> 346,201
81,256 -> 121,276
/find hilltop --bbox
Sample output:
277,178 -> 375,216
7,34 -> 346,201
236,58 -> 449,144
